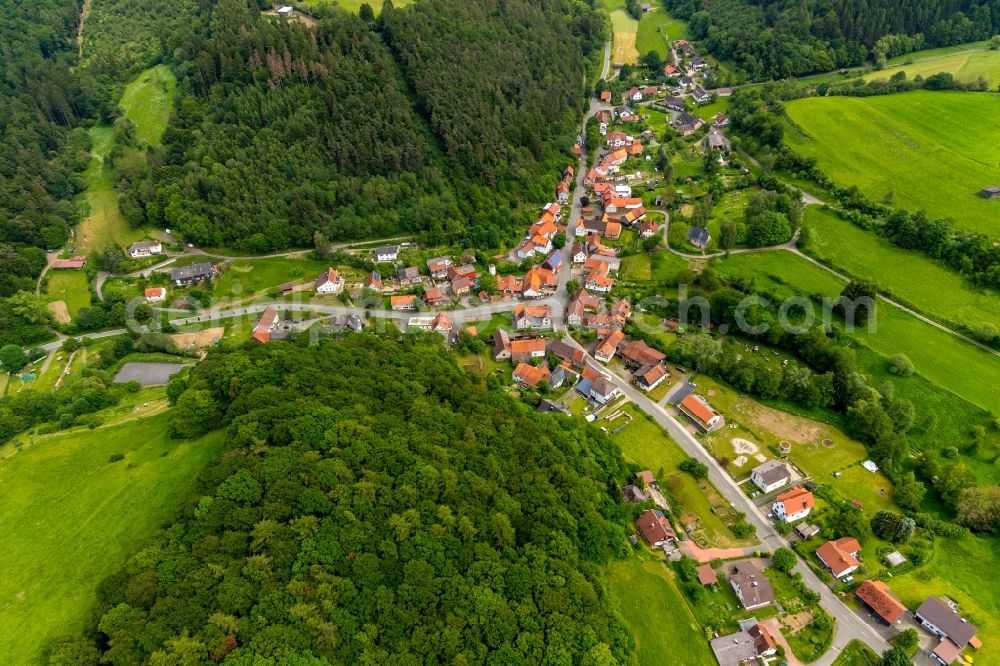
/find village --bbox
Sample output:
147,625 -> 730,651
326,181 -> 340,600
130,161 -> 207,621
24,32 -> 984,666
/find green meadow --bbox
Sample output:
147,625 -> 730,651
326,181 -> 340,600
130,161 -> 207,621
44,271 -> 92,318
635,8 -> 689,59
211,255 -> 333,298
302,0 -> 413,14
75,125 -> 144,254
785,91 -> 1000,237
0,412 -> 224,664
864,40 -> 1000,87
605,556 -> 715,666
119,64 -> 177,146
801,206 -> 1000,332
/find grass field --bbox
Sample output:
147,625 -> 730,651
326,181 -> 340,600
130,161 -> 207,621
635,8 -> 689,59
609,9 -> 640,64
605,556 -> 715,665
785,91 -> 1000,237
120,64 -> 177,146
801,207 -> 1000,331
301,0 -> 412,13
212,256 -> 331,299
0,412 -> 224,664
75,126 -> 144,254
714,250 -> 1000,414
44,271 -> 92,318
832,640 -> 879,666
865,40 -> 1000,87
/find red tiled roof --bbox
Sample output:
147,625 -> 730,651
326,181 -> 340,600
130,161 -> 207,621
775,486 -> 816,514
679,394 -> 718,425
855,580 -> 906,624
816,537 -> 861,576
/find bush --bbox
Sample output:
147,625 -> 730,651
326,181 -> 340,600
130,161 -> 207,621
679,458 -> 709,478
109,453 -> 125,463
771,547 -> 796,572
887,353 -> 914,376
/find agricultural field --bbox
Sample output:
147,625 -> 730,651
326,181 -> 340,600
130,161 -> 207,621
609,9 -> 640,64
785,91 -> 1000,237
605,556 -> 715,666
119,64 -> 177,146
0,412 -> 225,664
714,250 -> 1000,414
75,126 -> 145,254
864,40 -> 1000,87
44,271 -> 92,319
301,0 -> 412,14
801,206 -> 1000,331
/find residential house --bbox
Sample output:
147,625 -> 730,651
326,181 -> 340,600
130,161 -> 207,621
396,266 -> 420,287
636,509 -> 675,547
689,56 -> 708,70
623,485 -> 647,503
663,64 -> 679,77
127,240 -> 162,258
750,460 -> 791,493
702,128 -> 731,154
915,597 -> 979,665
614,106 -> 639,123
424,286 -> 450,306
674,39 -> 694,56
624,86 -> 642,102
556,180 -> 569,203
678,394 -> 724,432
594,329 -> 625,363
547,340 -> 587,369
522,266 -> 556,299
363,271 -> 383,291
599,90 -> 612,103
450,276 -> 475,296
144,287 -> 167,303
571,243 -> 587,264
510,337 -> 547,363
642,85 -> 658,96
374,245 -> 399,262
513,362 -> 551,389
390,295 -> 418,311
604,196 -> 643,214
635,470 -> 655,486
688,226 -> 711,249
538,399 -> 572,416
426,256 -> 453,279
714,113 -> 729,127
170,262 -> 215,286
315,268 -> 344,294
492,329 -> 512,360
618,340 -> 665,368
51,256 -> 88,270
673,112 -> 704,136
566,290 -> 602,325
542,249 -> 563,272
639,220 -> 658,238
515,305 -> 552,330
496,274 -> 523,296
855,580 -> 906,625
605,149 -> 629,167
679,75 -> 695,89
584,260 -> 614,293
633,363 -> 669,391
729,561 -> 775,610
251,306 -> 290,344
710,624 -> 777,666
664,95 -> 686,112
772,486 -> 815,522
816,537 -> 862,578
605,131 -> 631,148
577,369 -> 621,404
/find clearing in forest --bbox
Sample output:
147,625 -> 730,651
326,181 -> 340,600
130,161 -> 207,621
120,64 -> 177,146
610,9 -> 640,65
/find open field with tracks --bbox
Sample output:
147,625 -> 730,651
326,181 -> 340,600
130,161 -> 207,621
0,412 -> 224,663
785,91 -> 1000,237
864,40 -> 1000,87
120,64 -> 176,146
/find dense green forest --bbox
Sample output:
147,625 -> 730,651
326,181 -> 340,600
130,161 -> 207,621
48,334 -> 635,664
665,0 -> 1000,79
115,0 -> 605,252
0,0 -> 103,296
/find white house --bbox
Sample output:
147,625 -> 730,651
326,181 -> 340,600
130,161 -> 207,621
750,460 -> 791,494
144,287 -> 166,303
374,245 -> 399,262
127,240 -> 162,258
315,267 -> 344,294
771,487 -> 815,522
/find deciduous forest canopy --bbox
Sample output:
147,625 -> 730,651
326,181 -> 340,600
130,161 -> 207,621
665,0 -> 1000,79
48,334 -> 634,664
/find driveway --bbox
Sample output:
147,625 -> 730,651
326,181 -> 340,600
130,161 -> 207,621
760,618 -> 805,666
678,540 -> 756,563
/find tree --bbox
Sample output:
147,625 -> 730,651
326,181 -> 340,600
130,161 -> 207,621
894,475 -> 926,511
679,458 -> 708,478
956,485 -> 1000,533
642,50 -> 662,70
771,547 -> 796,573
839,280 -> 877,325
170,389 -> 221,439
887,353 -> 914,376
719,220 -> 740,249
0,344 -> 27,373
991,35 -> 1000,51
877,646 -> 914,666
870,511 -> 915,543
892,628 -> 919,654
744,211 -> 791,247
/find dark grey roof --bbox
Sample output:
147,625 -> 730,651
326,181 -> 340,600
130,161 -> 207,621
374,245 -> 399,255
537,399 -> 571,415
688,227 -> 711,246
170,262 -> 214,281
915,597 -> 978,647
729,560 -> 775,608
752,459 -> 790,485
623,484 -> 647,502
710,631 -> 758,666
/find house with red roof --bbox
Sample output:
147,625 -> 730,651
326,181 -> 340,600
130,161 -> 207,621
678,394 -> 724,432
636,508 -> 675,547
771,486 -> 816,522
513,362 -> 551,389
315,268 -> 344,294
816,537 -> 862,578
594,329 -> 625,363
855,580 -> 906,625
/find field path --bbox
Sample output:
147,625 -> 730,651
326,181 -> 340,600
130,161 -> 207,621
76,0 -> 91,58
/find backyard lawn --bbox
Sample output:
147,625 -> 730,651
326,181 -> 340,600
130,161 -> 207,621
605,555 -> 715,665
0,412 -> 224,664
44,271 -> 92,318
832,640 -> 879,666
212,256 -> 332,299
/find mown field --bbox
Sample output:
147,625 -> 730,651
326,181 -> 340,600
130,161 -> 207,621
785,91 -> 1000,237
635,7 -> 689,59
0,412 -> 224,664
211,255 -> 336,298
75,126 -> 144,254
801,206 -> 1000,332
605,556 -> 714,665
44,271 -> 92,318
864,40 -> 1000,87
120,64 -> 177,146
